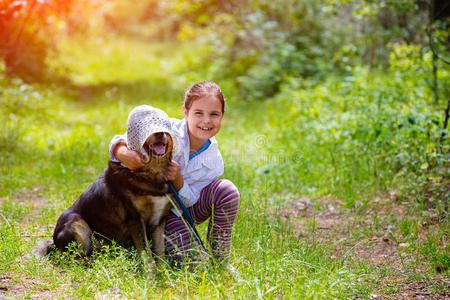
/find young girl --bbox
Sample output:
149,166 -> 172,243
109,81 -> 240,264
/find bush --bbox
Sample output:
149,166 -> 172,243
205,0 -> 343,100
266,60 -> 448,204
0,0 -> 97,82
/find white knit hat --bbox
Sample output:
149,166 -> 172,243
126,105 -> 180,160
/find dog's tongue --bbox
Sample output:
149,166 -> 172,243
153,144 -> 166,155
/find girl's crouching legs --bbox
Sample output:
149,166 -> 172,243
164,211 -> 207,267
163,178 -> 240,266
205,179 -> 240,261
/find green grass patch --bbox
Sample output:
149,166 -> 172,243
0,35 -> 448,298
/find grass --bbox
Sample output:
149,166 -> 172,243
0,34 -> 448,298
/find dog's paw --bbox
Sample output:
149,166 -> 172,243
31,239 -> 54,259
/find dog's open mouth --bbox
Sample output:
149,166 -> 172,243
151,142 -> 167,156
143,132 -> 172,160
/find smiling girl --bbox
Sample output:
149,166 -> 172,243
109,81 -> 240,264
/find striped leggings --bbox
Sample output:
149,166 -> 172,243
164,179 -> 240,262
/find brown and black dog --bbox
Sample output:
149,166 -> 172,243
36,132 -> 174,262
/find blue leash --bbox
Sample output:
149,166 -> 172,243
168,182 -> 208,253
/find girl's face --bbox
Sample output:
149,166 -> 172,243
183,95 -> 223,151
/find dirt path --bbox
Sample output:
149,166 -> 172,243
272,193 -> 449,299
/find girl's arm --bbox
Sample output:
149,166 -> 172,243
109,134 -> 144,169
113,142 -> 145,170
167,161 -> 184,191
176,159 -> 224,208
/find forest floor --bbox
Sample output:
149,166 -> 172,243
1,186 -> 448,299
274,191 -> 449,299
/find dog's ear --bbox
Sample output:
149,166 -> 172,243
142,154 -> 150,163
166,133 -> 173,162
142,138 -> 151,163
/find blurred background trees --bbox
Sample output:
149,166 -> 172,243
0,0 -> 102,81
0,0 -> 68,81
1,0 -> 448,100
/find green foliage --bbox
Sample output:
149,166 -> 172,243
429,19 -> 450,64
261,64 -> 448,205
156,0 -> 441,101
0,0 -> 73,81
419,236 -> 450,273
202,0 -> 343,100
325,0 -> 430,66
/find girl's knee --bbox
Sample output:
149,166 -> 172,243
215,179 -> 240,205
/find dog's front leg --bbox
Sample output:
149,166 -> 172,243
151,218 -> 166,263
130,222 -> 144,255
140,218 -> 154,263
131,219 -> 156,266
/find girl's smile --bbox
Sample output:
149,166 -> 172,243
184,95 -> 223,153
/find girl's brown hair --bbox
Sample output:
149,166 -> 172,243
184,81 -> 226,113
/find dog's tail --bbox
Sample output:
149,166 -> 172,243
32,215 -> 95,258
31,238 -> 54,258
69,216 -> 93,254
54,214 -> 93,255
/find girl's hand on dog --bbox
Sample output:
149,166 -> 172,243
167,161 -> 184,191
114,142 -> 145,170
